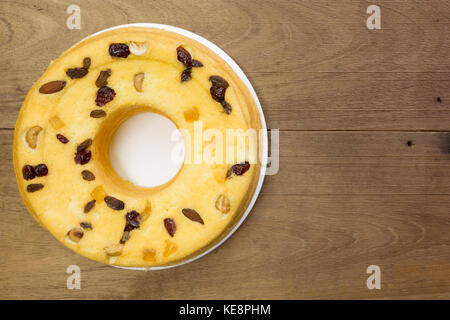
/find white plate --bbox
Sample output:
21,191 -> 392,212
83,23 -> 268,270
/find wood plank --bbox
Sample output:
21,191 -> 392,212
2,1 -> 450,129
4,75 -> 450,130
1,0 -> 450,300
3,129 -> 450,198
1,193 -> 449,299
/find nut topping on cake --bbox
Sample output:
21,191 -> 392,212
133,73 -> 145,92
25,126 -> 42,149
215,195 -> 231,213
39,81 -> 66,94
182,208 -> 204,224
129,42 -> 148,56
68,227 -> 84,242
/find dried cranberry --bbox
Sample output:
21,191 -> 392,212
74,149 -> 91,165
181,67 -> 192,82
124,210 -> 141,231
209,75 -> 229,88
227,161 -> 250,178
22,165 -> 36,180
109,43 -> 130,58
210,85 -> 226,102
56,134 -> 69,144
95,86 -> 116,106
34,164 -> 48,177
164,218 -> 176,237
176,46 -> 192,67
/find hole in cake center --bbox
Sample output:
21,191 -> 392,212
109,112 -> 184,188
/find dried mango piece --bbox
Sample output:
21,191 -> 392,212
91,186 -> 106,202
49,115 -> 64,130
142,248 -> 156,262
163,240 -> 177,257
184,107 -> 199,122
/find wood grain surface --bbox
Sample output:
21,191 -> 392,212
1,0 -> 449,299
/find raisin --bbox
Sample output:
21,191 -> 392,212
77,139 -> 92,152
125,210 -> 142,230
209,75 -> 229,88
182,208 -> 204,225
95,69 -> 111,88
74,149 -> 91,165
191,59 -> 203,67
66,68 -> 88,79
120,231 -> 130,244
210,85 -> 226,102
34,164 -> 48,177
109,43 -> 130,58
22,165 -> 36,180
39,81 -> 66,94
104,196 -> 125,210
220,100 -> 232,114
56,134 -> 69,144
227,161 -> 250,178
81,170 -> 95,181
83,57 -> 91,69
176,46 -> 192,67
95,86 -> 116,106
164,218 -> 176,237
90,109 -> 107,118
27,183 -> 44,192
84,200 -> 96,213
80,222 -> 92,230
181,67 -> 192,82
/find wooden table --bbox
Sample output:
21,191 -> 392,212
1,0 -> 449,300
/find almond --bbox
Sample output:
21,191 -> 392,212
25,126 -> 42,149
182,208 -> 204,224
39,80 -> 66,94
